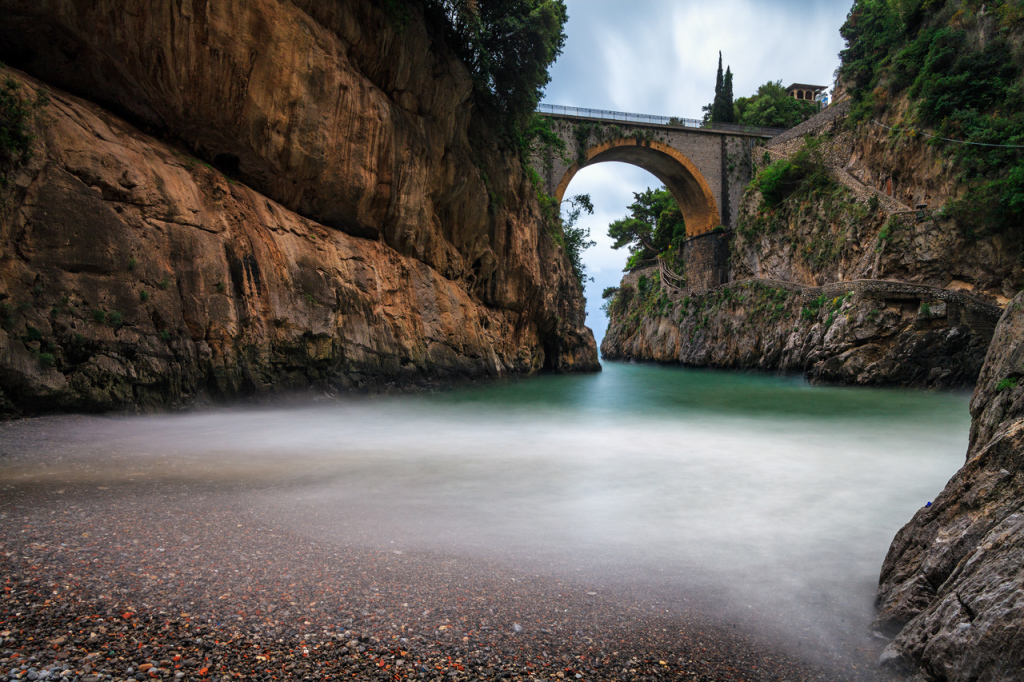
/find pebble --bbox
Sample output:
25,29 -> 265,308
0,482 -> 890,681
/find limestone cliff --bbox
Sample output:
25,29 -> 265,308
0,0 -> 598,414
601,269 -> 1000,389
732,101 -> 1023,305
873,291 -> 1024,680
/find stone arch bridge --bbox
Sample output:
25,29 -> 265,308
533,104 -> 784,237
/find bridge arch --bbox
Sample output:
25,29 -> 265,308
553,138 -> 720,238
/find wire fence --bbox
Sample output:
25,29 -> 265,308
536,103 -> 787,137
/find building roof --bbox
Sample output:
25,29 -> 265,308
785,83 -> 827,92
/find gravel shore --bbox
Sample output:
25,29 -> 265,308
0,477 -> 897,682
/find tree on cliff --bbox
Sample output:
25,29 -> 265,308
733,81 -> 818,129
608,188 -> 686,268
561,193 -> 596,288
423,0 -> 568,135
703,53 -> 735,124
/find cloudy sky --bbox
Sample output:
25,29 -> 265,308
542,0 -> 854,348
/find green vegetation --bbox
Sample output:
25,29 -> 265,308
127,258 -> 137,272
0,76 -> 37,186
215,281 -> 226,293
704,52 -> 735,124
996,376 -> 1020,391
751,135 -> 832,206
919,301 -> 932,317
38,352 -> 55,367
140,290 -> 150,302
159,330 -> 171,342
92,309 -> 107,324
802,294 -> 828,320
738,135 -> 862,272
839,0 -> 1024,234
557,194 -> 596,288
421,0 -> 568,137
107,311 -> 124,328
157,277 -> 170,290
733,81 -> 820,129
608,187 -> 687,268
520,112 -> 568,169
801,292 -> 854,327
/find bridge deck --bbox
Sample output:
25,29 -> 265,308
537,103 -> 786,138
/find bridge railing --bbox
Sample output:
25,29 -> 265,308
536,103 -> 787,138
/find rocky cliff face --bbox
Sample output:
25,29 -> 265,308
601,272 -> 1000,389
874,291 -> 1024,680
733,103 -> 1023,306
0,0 -> 598,414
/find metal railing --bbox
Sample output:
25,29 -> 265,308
536,103 -> 787,138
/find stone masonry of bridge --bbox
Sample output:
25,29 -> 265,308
533,112 -> 776,237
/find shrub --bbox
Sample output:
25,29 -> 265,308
92,309 -> 106,323
753,136 -> 831,206
140,290 -> 150,302
996,376 -> 1020,392
0,76 -> 35,186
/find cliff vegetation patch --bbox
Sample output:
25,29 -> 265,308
839,0 -> 1024,236
415,0 -> 569,137
737,136 -> 874,274
0,74 -> 40,186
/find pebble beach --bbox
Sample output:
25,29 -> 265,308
1,477 -> 892,682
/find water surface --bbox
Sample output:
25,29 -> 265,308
0,362 -> 970,665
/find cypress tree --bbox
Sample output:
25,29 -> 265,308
722,66 -> 735,123
714,52 -> 724,105
708,52 -> 737,123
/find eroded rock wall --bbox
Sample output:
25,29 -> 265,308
600,276 -> 999,389
734,104 -> 1023,304
0,0 -> 599,415
874,292 -> 1024,680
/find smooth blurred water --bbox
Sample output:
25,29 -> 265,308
0,362 -> 971,661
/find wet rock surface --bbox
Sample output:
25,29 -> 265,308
0,481 -> 891,682
873,291 -> 1024,680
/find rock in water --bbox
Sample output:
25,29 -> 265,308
875,291 -> 1024,680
